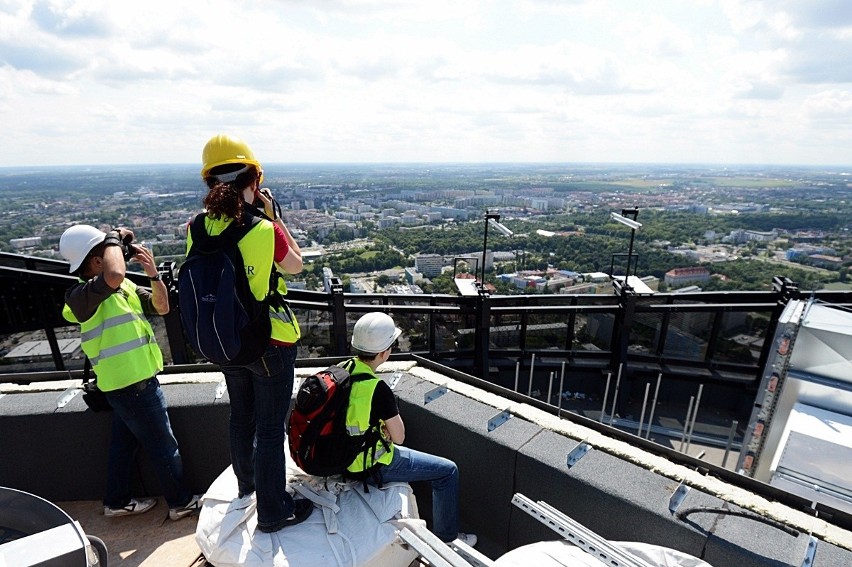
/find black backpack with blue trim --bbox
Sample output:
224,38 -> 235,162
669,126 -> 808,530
178,211 -> 271,366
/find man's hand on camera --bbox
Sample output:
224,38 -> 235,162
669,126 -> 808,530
131,245 -> 159,278
114,227 -> 135,242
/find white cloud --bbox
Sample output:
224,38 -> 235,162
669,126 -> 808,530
0,0 -> 851,166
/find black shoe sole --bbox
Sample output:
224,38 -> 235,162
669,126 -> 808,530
257,499 -> 313,533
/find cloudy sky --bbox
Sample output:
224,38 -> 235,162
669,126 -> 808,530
2,0 -> 851,167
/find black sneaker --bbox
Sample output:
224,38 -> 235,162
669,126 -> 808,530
258,499 -> 313,533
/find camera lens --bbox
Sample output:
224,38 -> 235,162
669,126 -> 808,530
121,235 -> 136,261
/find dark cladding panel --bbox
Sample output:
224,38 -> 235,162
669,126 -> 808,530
394,371 -> 541,560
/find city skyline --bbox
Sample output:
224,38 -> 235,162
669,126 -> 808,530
2,1 -> 852,167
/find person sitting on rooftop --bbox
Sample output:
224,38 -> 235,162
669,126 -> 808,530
340,311 -> 477,547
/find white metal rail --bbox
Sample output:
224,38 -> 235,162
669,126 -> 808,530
511,493 -> 656,567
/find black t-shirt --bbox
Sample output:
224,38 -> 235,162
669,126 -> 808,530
369,378 -> 399,424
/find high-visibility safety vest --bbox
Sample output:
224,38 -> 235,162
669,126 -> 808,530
63,278 -> 163,392
186,214 -> 301,345
342,357 -> 395,473
270,274 -> 301,344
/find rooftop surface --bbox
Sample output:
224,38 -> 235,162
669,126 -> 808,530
55,499 -> 202,566
3,362 -> 852,566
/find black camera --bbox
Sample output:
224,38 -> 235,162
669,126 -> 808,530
121,234 -> 136,261
252,188 -> 273,208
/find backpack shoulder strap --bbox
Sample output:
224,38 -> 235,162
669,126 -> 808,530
188,212 -> 209,249
339,358 -> 357,374
188,211 -> 260,254
338,358 -> 380,382
218,211 -> 261,244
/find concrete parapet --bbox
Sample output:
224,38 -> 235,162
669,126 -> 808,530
1,364 -> 850,566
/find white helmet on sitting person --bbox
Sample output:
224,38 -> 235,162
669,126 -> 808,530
351,312 -> 402,355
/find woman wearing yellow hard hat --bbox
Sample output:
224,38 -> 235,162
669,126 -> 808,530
189,134 -> 310,532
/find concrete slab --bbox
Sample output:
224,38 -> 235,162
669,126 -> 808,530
56,499 -> 202,567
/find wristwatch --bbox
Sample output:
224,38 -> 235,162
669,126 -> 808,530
103,231 -> 122,247
148,273 -> 162,281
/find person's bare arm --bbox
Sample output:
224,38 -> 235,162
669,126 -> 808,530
275,220 -> 303,274
132,244 -> 169,315
101,230 -> 127,290
255,187 -> 303,274
383,414 -> 406,445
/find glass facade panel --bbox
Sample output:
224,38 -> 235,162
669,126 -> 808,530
435,312 -> 475,352
575,312 -> 614,352
662,310 -> 711,360
292,306 -> 332,358
630,312 -> 663,355
489,312 -> 523,350
713,311 -> 768,365
525,312 -> 570,351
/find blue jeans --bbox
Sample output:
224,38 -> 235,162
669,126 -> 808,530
222,344 -> 297,531
375,445 -> 460,542
104,377 -> 191,509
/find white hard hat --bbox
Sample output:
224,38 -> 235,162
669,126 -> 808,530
60,225 -> 107,273
351,312 -> 402,354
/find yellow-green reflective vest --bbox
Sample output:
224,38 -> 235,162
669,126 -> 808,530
270,274 -> 301,344
343,358 -> 395,473
186,215 -> 300,344
62,278 -> 162,391
186,215 -> 274,300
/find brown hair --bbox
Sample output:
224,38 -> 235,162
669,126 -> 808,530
202,164 -> 259,224
77,242 -> 108,278
354,350 -> 381,361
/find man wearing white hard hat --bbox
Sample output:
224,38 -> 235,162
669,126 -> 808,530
339,312 -> 477,547
59,224 -> 201,521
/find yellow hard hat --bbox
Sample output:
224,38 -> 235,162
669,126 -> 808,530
200,134 -> 263,183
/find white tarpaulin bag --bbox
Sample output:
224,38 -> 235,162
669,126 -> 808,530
195,465 -> 421,567
496,540 -> 713,566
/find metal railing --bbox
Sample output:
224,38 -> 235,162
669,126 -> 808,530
4,251 -> 852,447
4,251 -> 852,382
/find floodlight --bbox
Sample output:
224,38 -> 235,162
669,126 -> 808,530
610,212 -> 642,230
488,218 -> 514,238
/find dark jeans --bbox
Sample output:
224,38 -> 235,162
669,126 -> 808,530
375,446 -> 460,541
103,377 -> 191,509
222,344 -> 297,531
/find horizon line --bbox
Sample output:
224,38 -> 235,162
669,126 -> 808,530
1,161 -> 851,170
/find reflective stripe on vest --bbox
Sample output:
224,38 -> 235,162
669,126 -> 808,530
89,334 -> 155,366
270,274 -> 300,343
80,312 -> 140,343
63,278 -> 163,391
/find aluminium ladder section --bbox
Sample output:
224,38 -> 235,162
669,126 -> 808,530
397,522 -> 495,567
511,493 -> 656,567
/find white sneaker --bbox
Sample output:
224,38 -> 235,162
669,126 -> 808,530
454,532 -> 478,547
104,497 -> 157,517
169,494 -> 203,520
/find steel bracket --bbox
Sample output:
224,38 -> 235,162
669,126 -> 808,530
425,385 -> 448,405
487,409 -> 511,432
668,481 -> 691,514
57,386 -> 82,409
215,377 -> 227,399
566,442 -> 591,468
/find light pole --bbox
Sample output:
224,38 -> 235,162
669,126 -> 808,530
481,210 -> 513,287
610,208 -> 642,281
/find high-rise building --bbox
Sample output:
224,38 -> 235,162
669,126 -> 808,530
415,254 -> 444,278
